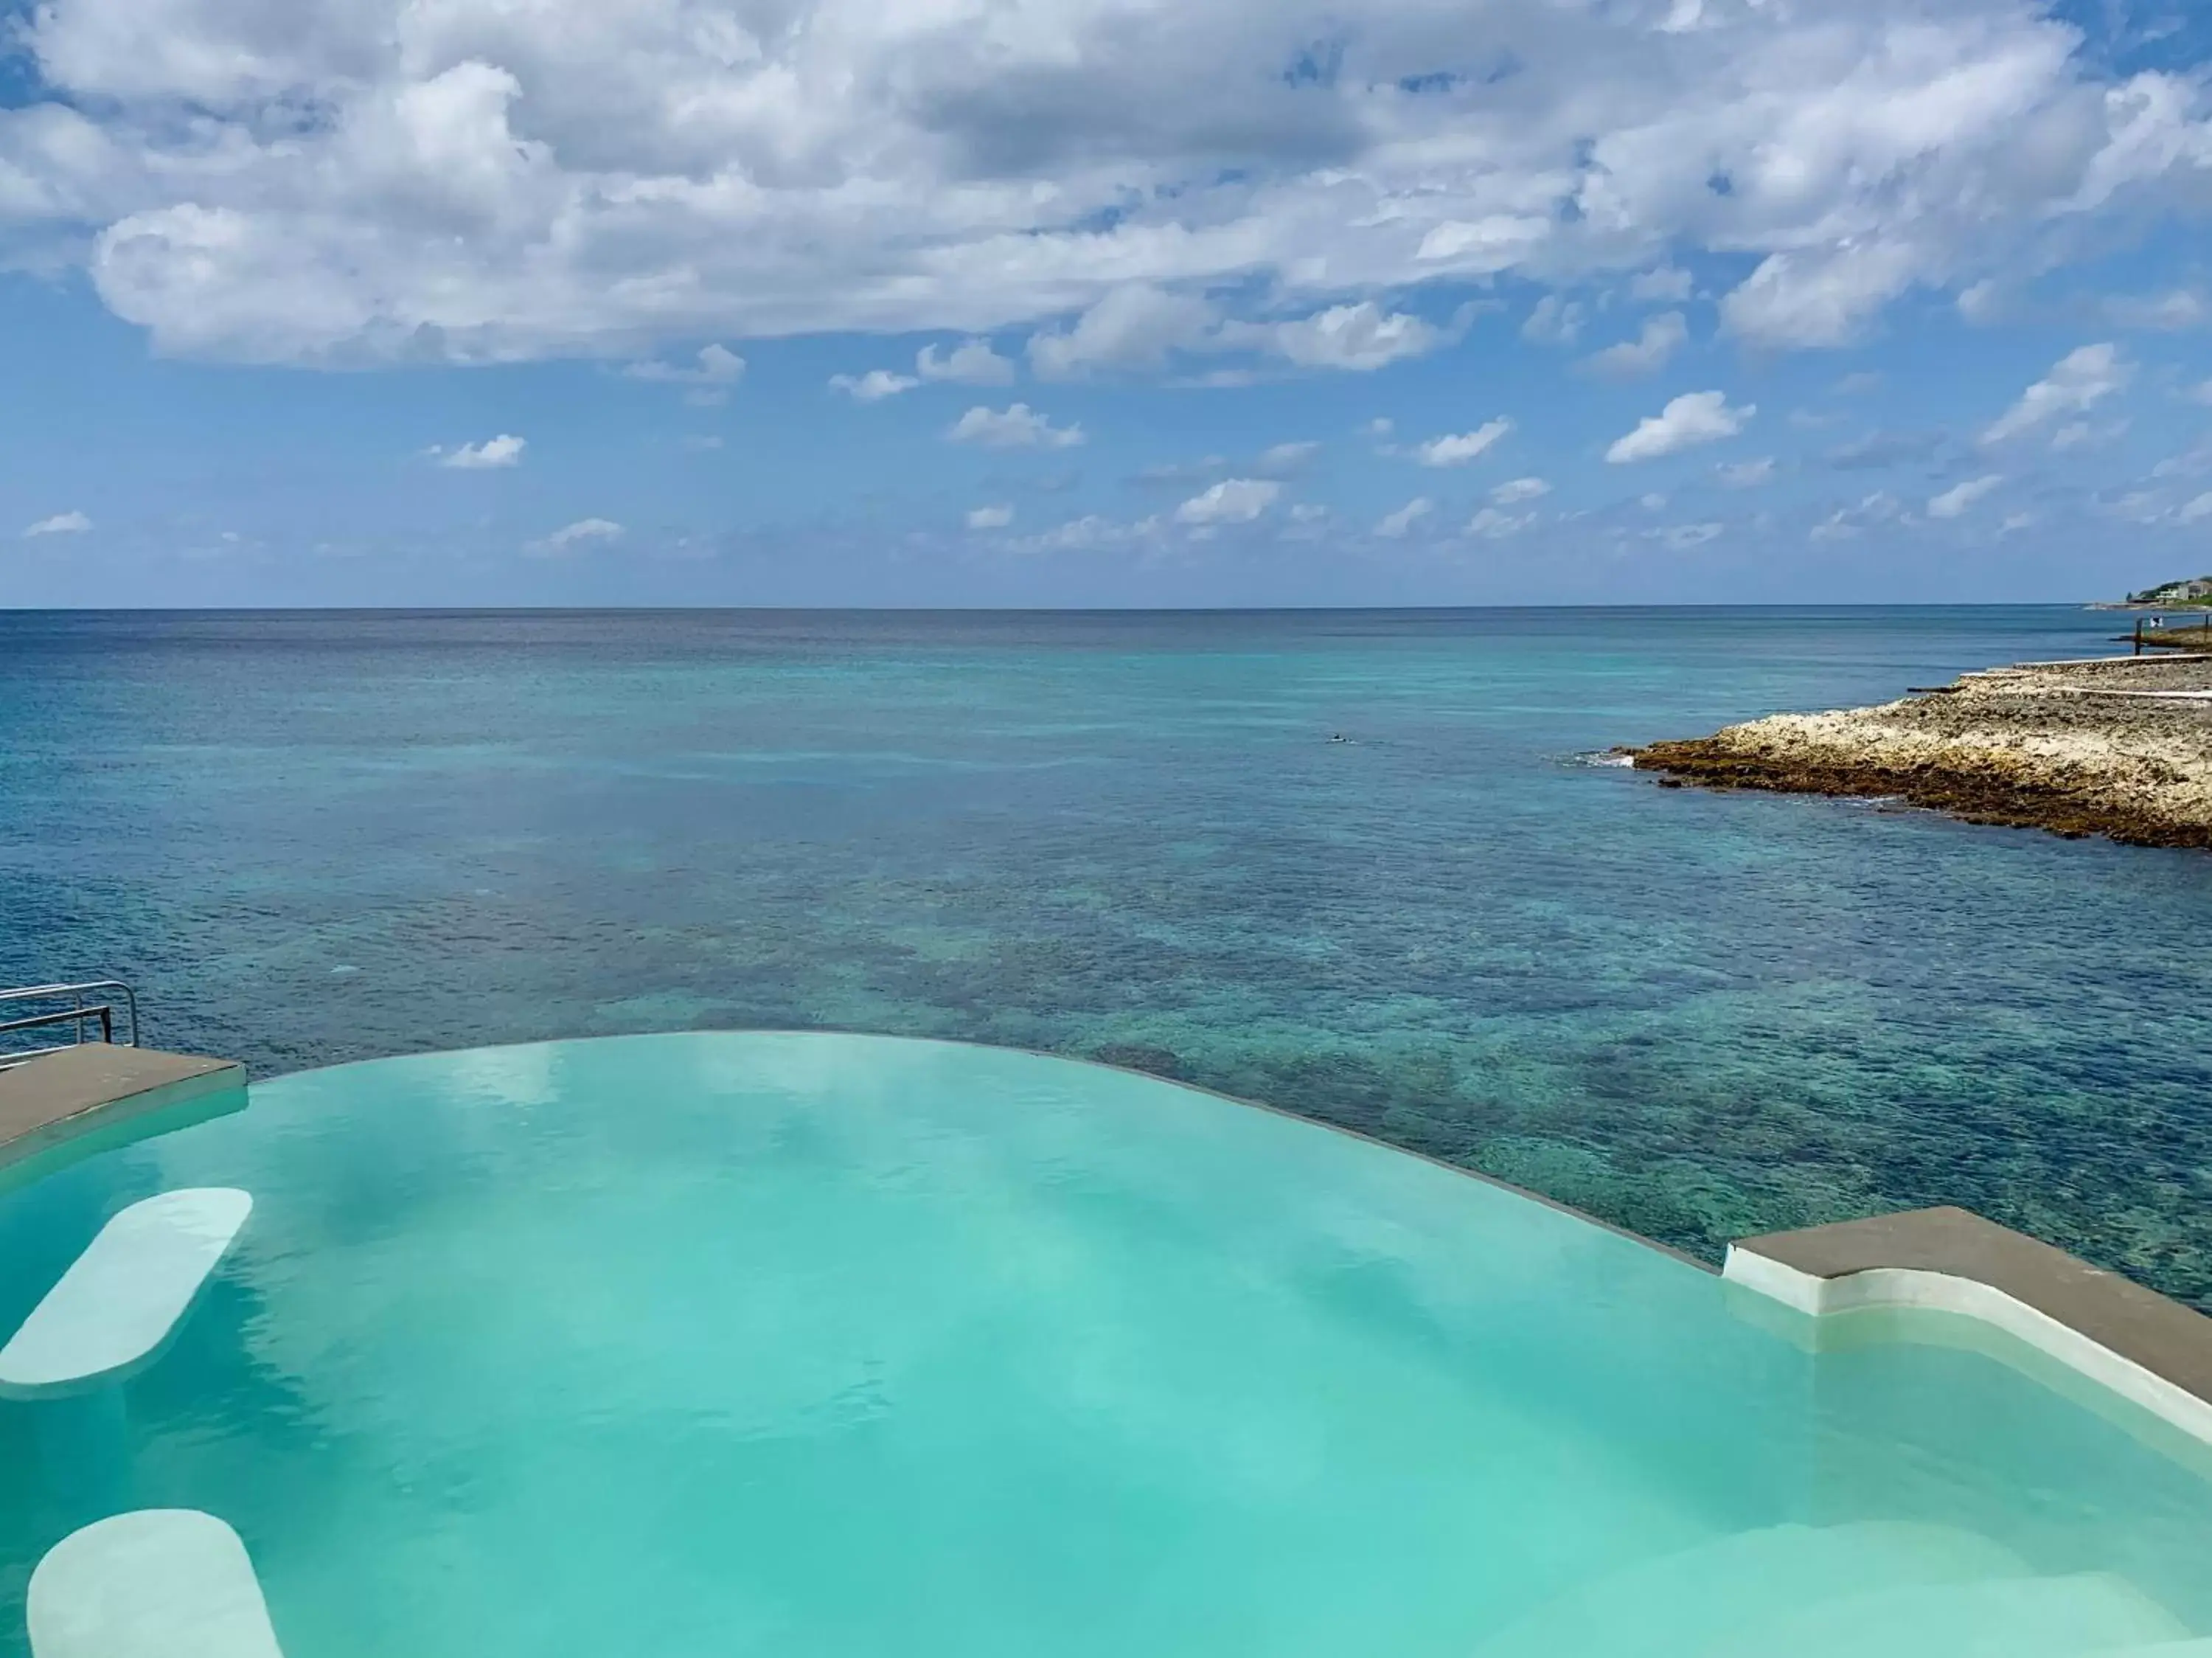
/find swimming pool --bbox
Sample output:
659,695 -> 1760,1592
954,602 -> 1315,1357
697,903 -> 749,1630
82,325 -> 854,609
2,1032 -> 2208,1657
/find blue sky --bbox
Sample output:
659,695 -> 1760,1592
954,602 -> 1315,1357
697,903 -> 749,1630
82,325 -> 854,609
4,0 -> 2212,606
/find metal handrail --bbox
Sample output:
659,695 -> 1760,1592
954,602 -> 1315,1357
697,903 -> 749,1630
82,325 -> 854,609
0,980 -> 139,1069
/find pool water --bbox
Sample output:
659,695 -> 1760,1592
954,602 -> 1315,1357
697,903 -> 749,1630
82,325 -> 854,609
1,1033 -> 2208,1657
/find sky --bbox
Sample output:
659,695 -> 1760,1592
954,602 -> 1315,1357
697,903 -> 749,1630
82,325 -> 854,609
4,0 -> 2212,606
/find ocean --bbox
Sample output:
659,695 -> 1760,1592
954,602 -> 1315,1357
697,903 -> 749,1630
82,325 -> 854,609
4,606 -> 2208,1306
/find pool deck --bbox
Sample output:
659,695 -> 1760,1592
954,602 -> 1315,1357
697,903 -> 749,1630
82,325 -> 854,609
1727,1207 -> 2212,1446
0,1045 -> 245,1176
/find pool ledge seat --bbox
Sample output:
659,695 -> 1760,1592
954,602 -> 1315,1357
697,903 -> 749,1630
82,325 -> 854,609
0,1047 -> 245,1176
1726,1206 -> 2212,1449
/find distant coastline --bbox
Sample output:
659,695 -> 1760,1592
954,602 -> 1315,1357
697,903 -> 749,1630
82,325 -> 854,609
1630,653 -> 2212,850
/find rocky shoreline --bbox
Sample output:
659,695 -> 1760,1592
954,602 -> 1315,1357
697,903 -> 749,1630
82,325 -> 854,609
1630,654 -> 2212,850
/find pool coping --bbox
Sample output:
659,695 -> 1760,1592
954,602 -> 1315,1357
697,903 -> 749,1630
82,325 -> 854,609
1726,1207 -> 2212,1448
0,1046 -> 247,1184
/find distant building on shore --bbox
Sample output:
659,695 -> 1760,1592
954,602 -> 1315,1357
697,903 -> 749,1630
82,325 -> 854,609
2128,576 -> 2212,606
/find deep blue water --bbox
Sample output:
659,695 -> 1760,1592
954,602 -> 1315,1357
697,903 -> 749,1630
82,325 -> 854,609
4,607 -> 2208,1305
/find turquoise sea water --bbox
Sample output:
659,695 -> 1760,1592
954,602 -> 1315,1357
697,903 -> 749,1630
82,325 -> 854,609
3,607 -> 2210,1305
1,1033 -> 2208,1657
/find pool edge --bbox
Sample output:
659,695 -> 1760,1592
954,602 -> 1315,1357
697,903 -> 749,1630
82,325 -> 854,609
1726,1207 -> 2212,1449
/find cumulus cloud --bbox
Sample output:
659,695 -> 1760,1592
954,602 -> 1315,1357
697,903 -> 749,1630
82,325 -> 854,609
1011,514 -> 1160,554
1717,457 -> 1775,488
831,369 -> 919,402
1466,505 -> 1537,538
1655,521 -> 1724,549
1983,344 -> 2131,444
434,434 -> 526,469
918,339 -> 1015,385
530,516 -> 622,553
626,344 -> 745,386
1175,479 -> 1280,526
1415,419 -> 1513,467
1374,498 -> 1433,538
0,0 -> 2200,366
965,504 -> 1014,530
1256,440 -> 1321,474
1521,296 -> 1586,347
1239,302 -> 1446,372
1809,491 -> 1905,541
1028,288 -> 1444,378
24,510 -> 90,536
1630,266 -> 1694,304
2103,289 -> 2209,331
1582,311 -> 1688,378
1027,286 -> 1217,380
2179,492 -> 2212,524
1605,392 -> 1753,463
1929,474 -> 2003,518
946,403 -> 1084,449
1491,476 -> 1551,504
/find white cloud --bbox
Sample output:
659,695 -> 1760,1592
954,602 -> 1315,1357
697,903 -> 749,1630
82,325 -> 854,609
1522,296 -> 1585,346
1011,514 -> 1161,554
1491,476 -> 1551,504
1630,266 -> 1693,304
831,369 -> 919,402
435,434 -> 526,469
1605,392 -> 1753,463
1722,241 -> 1922,349
917,339 -> 1015,385
530,516 -> 623,553
1466,505 -> 1537,538
1582,311 -> 1688,378
1027,290 -> 1444,379
966,504 -> 1014,530
1957,280 -> 2006,325
1717,457 -> 1775,488
1244,302 -> 1445,372
1983,344 -> 2131,443
946,403 -> 1084,449
1809,490 -> 1905,541
1375,498 -> 1434,538
2168,491 -> 2212,524
0,0 -> 2200,367
1655,521 -> 1724,549
1415,418 -> 1513,467
24,510 -> 90,536
1175,478 -> 1281,526
1028,285 -> 1217,380
2152,437 -> 2212,479
2188,379 -> 2212,407
1928,474 -> 2003,518
626,343 -> 745,386
1256,440 -> 1321,474
2104,289 -> 2209,331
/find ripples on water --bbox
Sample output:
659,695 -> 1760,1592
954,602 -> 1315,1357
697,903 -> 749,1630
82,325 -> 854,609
3,606 -> 2208,1306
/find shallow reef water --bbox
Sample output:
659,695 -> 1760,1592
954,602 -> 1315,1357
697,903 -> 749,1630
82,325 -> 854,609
3,606 -> 2208,1307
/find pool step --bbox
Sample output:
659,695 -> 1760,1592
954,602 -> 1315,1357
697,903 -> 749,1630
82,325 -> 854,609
27,1510 -> 284,1658
1470,1519 -> 2199,1658
0,1189 -> 251,1394
1470,1519 -> 2028,1658
1704,1571 -> 2187,1658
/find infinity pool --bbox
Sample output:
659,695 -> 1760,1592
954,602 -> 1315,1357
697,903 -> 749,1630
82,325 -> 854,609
2,1033 -> 2208,1657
